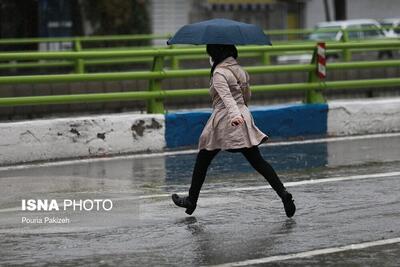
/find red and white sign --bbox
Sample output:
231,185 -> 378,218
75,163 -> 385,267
316,42 -> 326,79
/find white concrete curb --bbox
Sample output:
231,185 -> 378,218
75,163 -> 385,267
0,113 -> 165,165
328,98 -> 400,136
1,98 -> 399,166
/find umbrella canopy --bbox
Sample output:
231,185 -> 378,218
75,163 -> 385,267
167,18 -> 271,46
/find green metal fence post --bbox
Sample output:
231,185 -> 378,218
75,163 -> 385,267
342,30 -> 352,62
74,39 -> 85,73
147,56 -> 165,114
169,45 -> 180,70
262,52 -> 271,65
304,44 -> 325,104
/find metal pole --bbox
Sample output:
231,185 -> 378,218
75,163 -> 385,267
304,44 -> 326,104
147,56 -> 165,114
341,30 -> 351,61
169,45 -> 180,70
262,52 -> 271,65
74,39 -> 85,73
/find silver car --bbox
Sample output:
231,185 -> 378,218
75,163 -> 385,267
277,19 -> 388,64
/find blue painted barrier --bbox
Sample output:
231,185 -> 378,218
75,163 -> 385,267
165,110 -> 211,148
165,103 -> 329,149
251,104 -> 328,138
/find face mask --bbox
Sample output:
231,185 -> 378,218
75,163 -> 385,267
209,56 -> 214,67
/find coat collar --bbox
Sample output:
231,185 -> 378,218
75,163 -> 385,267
217,56 -> 238,67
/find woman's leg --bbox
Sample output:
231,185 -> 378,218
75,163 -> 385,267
188,149 -> 220,204
240,146 -> 286,197
172,149 -> 220,214
240,146 -> 296,217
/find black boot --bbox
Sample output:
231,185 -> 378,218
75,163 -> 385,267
171,194 -> 196,215
281,191 -> 296,218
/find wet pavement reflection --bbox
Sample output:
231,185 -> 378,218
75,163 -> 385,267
0,135 -> 399,266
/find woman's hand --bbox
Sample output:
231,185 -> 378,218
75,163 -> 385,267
231,115 -> 244,126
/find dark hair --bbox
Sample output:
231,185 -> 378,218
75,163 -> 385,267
206,44 -> 238,77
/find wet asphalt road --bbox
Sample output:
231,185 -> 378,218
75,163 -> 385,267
0,134 -> 399,266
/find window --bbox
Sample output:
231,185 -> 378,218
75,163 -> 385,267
394,23 -> 400,34
309,26 -> 341,41
347,25 -> 362,40
361,24 -> 384,39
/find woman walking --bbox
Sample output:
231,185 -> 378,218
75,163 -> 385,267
172,44 -> 296,218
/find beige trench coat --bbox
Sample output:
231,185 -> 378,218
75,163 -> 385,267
198,57 -> 268,151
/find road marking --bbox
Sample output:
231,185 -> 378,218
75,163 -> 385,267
207,237 -> 400,267
109,171 -> 400,201
0,171 -> 399,213
1,132 -> 399,171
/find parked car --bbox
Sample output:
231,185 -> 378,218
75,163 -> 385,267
309,19 -> 386,41
277,19 -> 387,64
380,18 -> 400,38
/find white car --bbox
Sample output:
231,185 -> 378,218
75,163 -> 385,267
309,19 -> 385,41
277,19 -> 386,64
380,18 -> 400,38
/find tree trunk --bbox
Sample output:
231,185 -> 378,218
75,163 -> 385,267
72,0 -> 84,36
323,0 -> 331,21
334,0 -> 347,21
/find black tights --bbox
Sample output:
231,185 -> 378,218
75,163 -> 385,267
188,146 -> 286,204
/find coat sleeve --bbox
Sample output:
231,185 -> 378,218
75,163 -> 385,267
212,72 -> 242,121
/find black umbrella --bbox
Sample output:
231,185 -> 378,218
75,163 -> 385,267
167,18 -> 271,45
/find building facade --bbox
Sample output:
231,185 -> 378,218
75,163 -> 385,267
150,0 -> 400,43
150,0 -> 306,45
304,0 -> 400,28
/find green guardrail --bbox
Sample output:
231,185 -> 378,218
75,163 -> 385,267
1,27 -> 399,72
0,40 -> 399,113
1,39 -> 398,72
